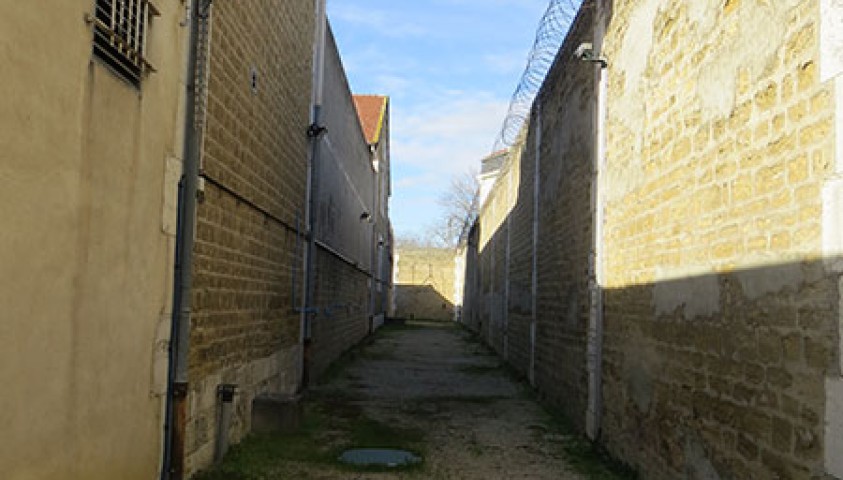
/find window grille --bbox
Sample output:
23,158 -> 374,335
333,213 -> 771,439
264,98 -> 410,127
92,0 -> 157,86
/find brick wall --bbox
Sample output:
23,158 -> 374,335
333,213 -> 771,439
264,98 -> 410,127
465,129 -> 536,380
186,0 -> 313,473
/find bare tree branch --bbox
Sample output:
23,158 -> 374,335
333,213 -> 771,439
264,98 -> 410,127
431,169 -> 480,248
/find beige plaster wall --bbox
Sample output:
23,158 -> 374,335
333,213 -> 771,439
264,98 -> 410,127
0,1 -> 188,478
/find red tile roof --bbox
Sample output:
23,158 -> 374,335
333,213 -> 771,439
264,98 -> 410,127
353,95 -> 388,145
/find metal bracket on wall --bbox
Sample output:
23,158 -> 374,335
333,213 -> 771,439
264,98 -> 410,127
307,123 -> 327,138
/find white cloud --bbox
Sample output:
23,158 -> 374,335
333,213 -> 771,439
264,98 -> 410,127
394,173 -> 442,190
483,51 -> 528,76
371,75 -> 412,95
386,92 -> 509,236
329,5 -> 431,38
393,93 -> 508,175
435,0 -> 549,10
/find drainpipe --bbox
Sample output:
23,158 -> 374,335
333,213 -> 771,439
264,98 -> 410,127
300,0 -> 328,390
530,103 -> 541,388
368,146 -> 379,334
586,0 -> 609,442
504,214 -> 511,361
162,0 -> 204,478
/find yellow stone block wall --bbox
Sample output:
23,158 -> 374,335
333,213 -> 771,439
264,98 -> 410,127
474,142 -> 521,352
395,247 -> 459,321
463,0 -> 841,476
185,0 -> 313,474
599,0 -> 839,477
602,0 -> 833,286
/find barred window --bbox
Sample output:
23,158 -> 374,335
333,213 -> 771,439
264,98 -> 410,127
92,0 -> 158,86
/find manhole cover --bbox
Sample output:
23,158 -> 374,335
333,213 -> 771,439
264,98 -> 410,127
338,448 -> 422,467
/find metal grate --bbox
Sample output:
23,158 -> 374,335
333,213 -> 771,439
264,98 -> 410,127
92,0 -> 156,86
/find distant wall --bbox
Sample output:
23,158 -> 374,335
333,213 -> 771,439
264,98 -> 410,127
395,248 -> 457,321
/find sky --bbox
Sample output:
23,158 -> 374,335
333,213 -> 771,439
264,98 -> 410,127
327,0 -> 551,240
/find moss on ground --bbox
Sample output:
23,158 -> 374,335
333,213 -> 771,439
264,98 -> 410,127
193,398 -> 427,480
196,321 -> 637,480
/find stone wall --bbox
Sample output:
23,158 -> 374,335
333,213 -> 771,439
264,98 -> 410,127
466,4 -> 597,426
463,0 -> 843,477
600,0 -> 839,478
395,247 -> 457,321
186,0 -> 313,474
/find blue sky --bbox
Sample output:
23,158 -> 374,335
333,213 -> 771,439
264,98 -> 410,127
328,0 -> 550,239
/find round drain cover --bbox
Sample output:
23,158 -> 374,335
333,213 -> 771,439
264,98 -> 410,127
338,448 -> 421,467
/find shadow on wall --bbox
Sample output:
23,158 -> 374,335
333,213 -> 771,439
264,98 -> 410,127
599,259 -> 838,479
461,0 -> 842,476
466,226 -> 840,479
395,284 -> 455,322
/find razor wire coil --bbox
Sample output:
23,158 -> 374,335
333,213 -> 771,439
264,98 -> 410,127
493,0 -> 584,152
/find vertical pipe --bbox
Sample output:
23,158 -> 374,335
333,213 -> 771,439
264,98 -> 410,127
489,231 -> 495,342
162,1 -> 203,478
369,148 -> 379,334
530,103 -> 542,388
504,214 -> 511,361
300,0 -> 328,390
586,0 -> 609,442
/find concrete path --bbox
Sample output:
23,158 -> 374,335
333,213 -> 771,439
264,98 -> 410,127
309,321 -> 587,479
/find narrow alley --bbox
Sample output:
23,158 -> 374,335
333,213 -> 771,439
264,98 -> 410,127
4,0 -> 843,479
197,321 -> 629,479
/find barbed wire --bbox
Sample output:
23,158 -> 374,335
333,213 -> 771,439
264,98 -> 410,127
492,0 -> 584,152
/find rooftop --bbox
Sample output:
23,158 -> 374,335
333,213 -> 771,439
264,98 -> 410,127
352,95 -> 389,145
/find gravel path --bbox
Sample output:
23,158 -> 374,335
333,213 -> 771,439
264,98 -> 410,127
307,321 -> 587,480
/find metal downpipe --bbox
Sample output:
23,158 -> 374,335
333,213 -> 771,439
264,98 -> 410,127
300,0 -> 328,390
585,0 -> 609,442
162,0 -> 205,477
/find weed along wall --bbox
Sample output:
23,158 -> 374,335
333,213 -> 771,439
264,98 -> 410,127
395,247 -> 458,321
463,0 -> 843,478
